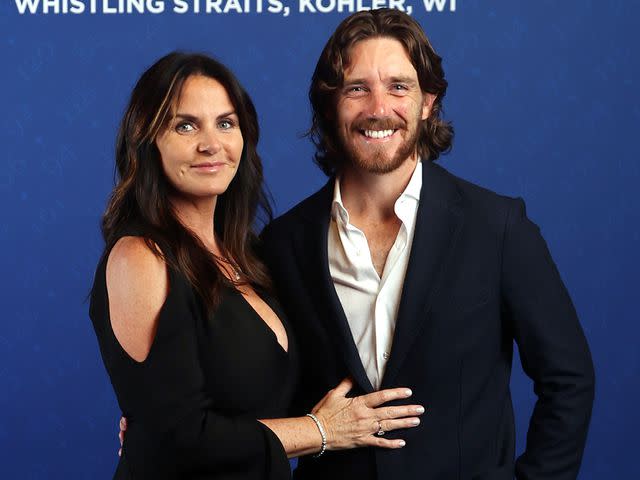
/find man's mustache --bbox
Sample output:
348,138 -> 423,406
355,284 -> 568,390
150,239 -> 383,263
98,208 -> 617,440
352,118 -> 406,131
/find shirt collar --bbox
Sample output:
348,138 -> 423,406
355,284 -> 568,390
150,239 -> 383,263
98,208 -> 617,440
331,174 -> 349,224
331,160 -> 423,224
401,160 -> 422,202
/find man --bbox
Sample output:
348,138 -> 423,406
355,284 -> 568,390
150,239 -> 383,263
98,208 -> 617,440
261,8 -> 595,480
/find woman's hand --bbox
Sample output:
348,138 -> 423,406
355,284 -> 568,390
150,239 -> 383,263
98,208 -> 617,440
118,417 -> 127,456
311,377 -> 425,450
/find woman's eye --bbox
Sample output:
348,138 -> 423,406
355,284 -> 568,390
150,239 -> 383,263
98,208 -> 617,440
175,122 -> 195,133
218,119 -> 234,129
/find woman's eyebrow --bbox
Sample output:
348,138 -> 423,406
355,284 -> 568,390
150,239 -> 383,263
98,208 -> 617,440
217,110 -> 238,119
174,111 -> 238,120
174,113 -> 199,122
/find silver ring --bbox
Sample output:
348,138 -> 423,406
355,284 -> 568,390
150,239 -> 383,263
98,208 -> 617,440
376,421 -> 385,436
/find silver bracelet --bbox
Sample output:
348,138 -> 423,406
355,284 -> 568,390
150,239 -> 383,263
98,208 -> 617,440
306,413 -> 327,458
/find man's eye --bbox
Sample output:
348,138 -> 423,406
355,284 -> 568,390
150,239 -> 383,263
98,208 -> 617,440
344,86 -> 367,97
392,84 -> 408,91
175,122 -> 195,133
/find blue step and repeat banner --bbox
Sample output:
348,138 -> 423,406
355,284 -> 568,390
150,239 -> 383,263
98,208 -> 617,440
1,1 -> 638,478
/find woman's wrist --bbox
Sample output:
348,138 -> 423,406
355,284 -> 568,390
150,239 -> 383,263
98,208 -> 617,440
305,413 -> 327,458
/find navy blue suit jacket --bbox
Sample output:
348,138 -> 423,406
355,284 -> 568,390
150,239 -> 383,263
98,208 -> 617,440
260,161 -> 594,480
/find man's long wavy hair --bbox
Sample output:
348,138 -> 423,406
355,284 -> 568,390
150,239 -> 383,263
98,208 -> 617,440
308,9 -> 454,176
99,52 -> 272,313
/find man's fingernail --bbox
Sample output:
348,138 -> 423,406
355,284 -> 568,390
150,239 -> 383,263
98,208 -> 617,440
404,389 -> 412,396
416,406 -> 425,414
398,440 -> 406,447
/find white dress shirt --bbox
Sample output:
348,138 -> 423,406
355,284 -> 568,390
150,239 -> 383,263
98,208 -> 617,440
328,162 -> 422,389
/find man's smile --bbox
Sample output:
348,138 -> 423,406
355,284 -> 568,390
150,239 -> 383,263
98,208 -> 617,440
361,129 -> 397,140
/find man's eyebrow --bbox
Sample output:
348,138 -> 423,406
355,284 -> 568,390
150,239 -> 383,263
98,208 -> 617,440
342,78 -> 367,86
342,76 -> 418,86
389,76 -> 418,86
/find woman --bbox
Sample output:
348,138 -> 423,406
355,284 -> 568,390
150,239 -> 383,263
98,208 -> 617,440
90,52 -> 424,479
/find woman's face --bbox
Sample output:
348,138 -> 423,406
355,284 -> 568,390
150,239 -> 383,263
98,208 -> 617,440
156,75 -> 244,201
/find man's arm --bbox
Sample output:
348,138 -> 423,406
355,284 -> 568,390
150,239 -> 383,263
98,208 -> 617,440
501,198 -> 595,480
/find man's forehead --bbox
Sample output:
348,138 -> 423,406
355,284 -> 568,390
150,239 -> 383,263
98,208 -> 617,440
342,37 -> 418,81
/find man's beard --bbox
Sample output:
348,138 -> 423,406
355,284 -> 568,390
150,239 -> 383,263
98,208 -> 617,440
339,117 -> 421,174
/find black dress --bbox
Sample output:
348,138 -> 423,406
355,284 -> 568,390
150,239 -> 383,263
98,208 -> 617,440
89,238 -> 297,479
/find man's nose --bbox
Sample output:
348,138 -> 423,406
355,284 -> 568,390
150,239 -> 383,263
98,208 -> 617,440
365,88 -> 388,118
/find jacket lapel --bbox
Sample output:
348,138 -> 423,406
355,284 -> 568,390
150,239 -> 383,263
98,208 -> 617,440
292,180 -> 375,393
381,162 -> 464,389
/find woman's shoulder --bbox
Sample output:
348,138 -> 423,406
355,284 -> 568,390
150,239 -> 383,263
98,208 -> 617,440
108,236 -> 165,272
104,222 -> 173,269
106,236 -> 168,312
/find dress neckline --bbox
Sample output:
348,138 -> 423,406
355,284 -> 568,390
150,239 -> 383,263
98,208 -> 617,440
226,287 -> 290,356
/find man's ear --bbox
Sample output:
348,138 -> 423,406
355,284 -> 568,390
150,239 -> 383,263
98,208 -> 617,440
421,93 -> 436,120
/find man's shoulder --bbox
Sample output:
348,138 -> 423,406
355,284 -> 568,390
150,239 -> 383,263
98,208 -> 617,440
261,180 -> 333,241
429,161 -> 518,215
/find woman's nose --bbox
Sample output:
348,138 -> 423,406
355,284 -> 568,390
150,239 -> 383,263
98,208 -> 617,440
197,130 -> 222,155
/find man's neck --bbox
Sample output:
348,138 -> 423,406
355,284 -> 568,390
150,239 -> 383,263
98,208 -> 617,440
339,156 -> 418,224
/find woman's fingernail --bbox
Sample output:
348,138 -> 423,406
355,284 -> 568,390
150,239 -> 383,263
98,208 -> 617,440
416,406 -> 425,414
398,440 -> 406,447
404,389 -> 412,396
411,418 -> 420,426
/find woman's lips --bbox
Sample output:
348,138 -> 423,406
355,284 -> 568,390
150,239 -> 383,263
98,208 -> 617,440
191,162 -> 226,172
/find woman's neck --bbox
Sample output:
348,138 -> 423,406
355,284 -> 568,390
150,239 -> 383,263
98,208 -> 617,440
170,195 -> 219,254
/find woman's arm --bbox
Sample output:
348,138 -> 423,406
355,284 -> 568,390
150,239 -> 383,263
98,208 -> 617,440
106,236 -> 167,362
108,237 -> 423,464
117,382 -> 424,460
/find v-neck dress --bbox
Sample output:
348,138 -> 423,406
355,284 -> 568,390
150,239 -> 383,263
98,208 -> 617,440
89,236 -> 298,479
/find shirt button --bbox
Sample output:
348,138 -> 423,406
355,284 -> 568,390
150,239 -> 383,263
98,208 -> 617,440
383,352 -> 390,360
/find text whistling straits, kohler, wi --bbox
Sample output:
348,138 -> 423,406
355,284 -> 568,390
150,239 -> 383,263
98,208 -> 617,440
14,0 -> 457,16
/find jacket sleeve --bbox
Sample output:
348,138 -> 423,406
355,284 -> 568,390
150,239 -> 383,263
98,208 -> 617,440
500,198 -> 595,480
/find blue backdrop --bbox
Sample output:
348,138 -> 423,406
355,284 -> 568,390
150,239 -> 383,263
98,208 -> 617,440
1,1 -> 638,478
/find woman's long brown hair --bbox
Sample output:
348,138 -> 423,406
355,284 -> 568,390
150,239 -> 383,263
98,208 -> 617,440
99,52 -> 273,313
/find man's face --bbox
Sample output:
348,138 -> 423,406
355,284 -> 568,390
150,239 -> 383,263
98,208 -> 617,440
335,37 -> 434,174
